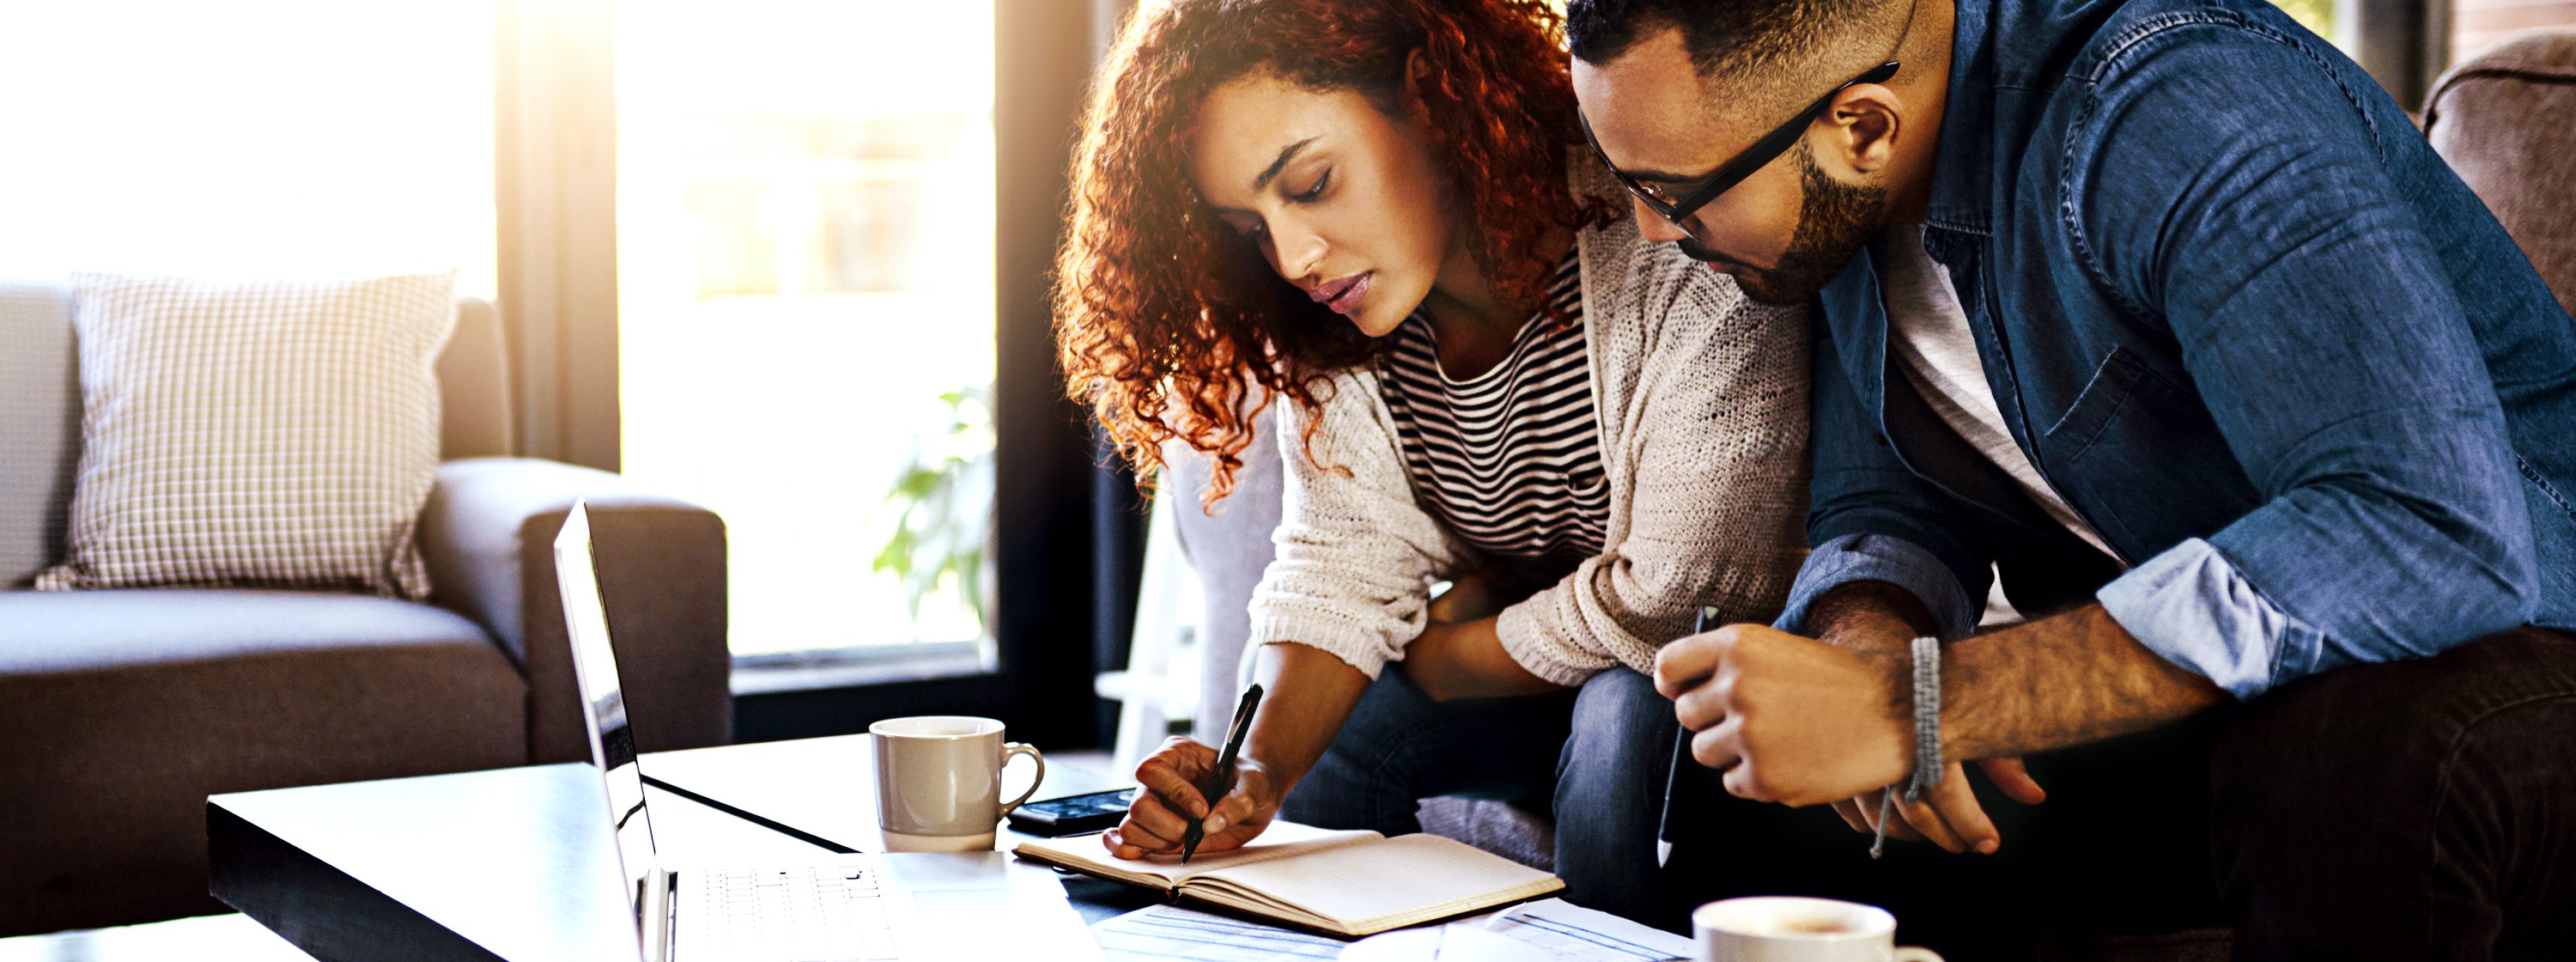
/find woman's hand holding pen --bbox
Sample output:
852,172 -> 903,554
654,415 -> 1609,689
1106,642 -> 1372,862
1104,737 -> 1281,860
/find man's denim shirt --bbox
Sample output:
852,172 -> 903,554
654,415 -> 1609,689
1779,0 -> 2576,697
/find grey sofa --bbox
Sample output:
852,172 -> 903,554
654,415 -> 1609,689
0,282 -> 732,937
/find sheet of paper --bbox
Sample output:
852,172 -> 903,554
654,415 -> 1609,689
1480,898 -> 1695,962
1091,903 -> 1347,961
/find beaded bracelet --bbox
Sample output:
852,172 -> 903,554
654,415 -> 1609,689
1868,636 -> 1944,860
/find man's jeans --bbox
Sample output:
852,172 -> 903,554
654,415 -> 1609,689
1278,666 -> 1676,919
2214,626 -> 2576,961
1663,628 -> 2576,959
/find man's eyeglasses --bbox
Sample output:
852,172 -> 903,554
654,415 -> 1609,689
1578,0 -> 1919,240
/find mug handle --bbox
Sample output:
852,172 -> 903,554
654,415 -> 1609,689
997,742 -> 1046,816
1893,948 -> 1943,961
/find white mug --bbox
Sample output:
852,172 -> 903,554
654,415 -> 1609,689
1694,897 -> 1942,962
869,715 -> 1044,852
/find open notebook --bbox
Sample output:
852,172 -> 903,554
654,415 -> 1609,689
1013,821 -> 1564,938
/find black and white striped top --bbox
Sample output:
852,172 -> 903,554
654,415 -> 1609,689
1378,255 -> 1609,565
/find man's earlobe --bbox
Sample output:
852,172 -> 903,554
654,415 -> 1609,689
1833,94 -> 1904,176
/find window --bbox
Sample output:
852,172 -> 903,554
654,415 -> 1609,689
616,1 -> 999,691
2272,0 -> 2336,39
0,3 -> 495,291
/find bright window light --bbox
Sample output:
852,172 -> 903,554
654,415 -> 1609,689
0,2 -> 495,291
617,0 -> 998,679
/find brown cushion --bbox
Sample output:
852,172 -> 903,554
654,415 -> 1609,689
0,589 -> 526,935
2424,28 -> 2576,318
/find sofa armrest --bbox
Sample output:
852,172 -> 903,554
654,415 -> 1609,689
418,457 -> 732,764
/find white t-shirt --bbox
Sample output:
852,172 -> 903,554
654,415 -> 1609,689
1876,224 -> 2122,563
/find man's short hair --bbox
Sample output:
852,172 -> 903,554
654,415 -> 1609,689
1567,0 -> 1906,118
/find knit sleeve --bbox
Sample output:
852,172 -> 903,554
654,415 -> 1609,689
1245,369 -> 1470,679
1494,252 -> 1812,681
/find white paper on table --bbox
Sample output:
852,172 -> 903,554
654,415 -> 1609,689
1091,903 -> 1347,961
1479,898 -> 1695,961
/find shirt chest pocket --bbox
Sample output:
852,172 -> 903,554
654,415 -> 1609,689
2038,347 -> 2260,555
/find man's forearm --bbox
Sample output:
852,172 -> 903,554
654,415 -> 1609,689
1806,580 -> 1940,655
1942,603 -> 2226,760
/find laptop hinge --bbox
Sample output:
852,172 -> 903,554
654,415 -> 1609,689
645,868 -> 676,962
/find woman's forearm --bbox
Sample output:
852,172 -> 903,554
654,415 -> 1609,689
1406,616 -> 1568,701
1241,642 -> 1374,801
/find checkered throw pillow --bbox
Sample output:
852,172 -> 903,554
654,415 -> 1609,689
33,272 -> 458,599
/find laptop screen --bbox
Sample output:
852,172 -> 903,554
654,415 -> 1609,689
553,502 -> 661,942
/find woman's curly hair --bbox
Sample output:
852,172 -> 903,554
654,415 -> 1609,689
1054,0 -> 1612,506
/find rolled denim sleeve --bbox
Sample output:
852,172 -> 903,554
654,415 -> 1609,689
2069,33 -> 2537,695
1792,311 -> 1995,640
1775,533 -> 1982,642
2097,538 -> 2331,699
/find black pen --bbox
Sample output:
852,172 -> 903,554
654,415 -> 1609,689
1182,683 -> 1263,864
1656,608 -> 1711,868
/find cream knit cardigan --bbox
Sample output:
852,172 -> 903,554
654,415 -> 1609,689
1246,169 -> 1814,685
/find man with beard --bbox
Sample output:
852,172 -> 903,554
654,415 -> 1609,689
1564,0 -> 2576,958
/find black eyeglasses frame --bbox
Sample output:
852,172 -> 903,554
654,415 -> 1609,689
1578,0 -> 1922,237
1579,59 -> 1901,235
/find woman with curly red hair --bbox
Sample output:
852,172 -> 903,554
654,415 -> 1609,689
1057,0 -> 1810,914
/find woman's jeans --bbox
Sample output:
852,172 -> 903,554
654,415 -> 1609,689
1277,666 -> 1677,919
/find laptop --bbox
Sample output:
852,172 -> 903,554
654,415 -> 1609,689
552,501 -> 1098,962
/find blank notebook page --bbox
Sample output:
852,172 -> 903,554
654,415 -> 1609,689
1012,821 -> 1373,886
1194,833 -> 1557,924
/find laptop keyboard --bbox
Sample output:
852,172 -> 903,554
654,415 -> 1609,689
689,865 -> 899,961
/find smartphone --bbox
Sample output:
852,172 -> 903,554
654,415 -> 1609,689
1006,787 -> 1139,837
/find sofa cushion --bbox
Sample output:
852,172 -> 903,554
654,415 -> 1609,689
2425,27 -> 2576,317
35,272 -> 457,599
4,285 -> 518,589
0,587 -> 506,674
0,280 -> 78,589
0,588 -> 527,935
438,297 -> 514,460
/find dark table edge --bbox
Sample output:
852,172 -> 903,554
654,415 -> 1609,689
209,800 -> 511,962
637,774 -> 860,855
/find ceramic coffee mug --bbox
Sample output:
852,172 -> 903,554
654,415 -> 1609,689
869,715 -> 1044,852
1694,897 -> 1942,962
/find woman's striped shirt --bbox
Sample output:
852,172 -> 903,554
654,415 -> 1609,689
1376,254 -> 1609,566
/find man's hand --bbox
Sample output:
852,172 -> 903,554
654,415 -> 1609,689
1687,584 -> 2222,857
1104,736 -> 1280,861
1654,624 -> 1914,807
1801,581 -> 2044,854
1826,758 -> 2048,854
